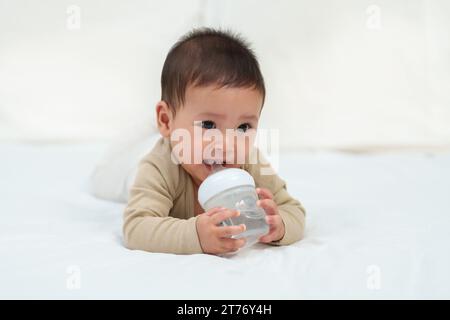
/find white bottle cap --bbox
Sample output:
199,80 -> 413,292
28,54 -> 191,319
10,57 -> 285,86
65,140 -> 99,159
198,168 -> 255,208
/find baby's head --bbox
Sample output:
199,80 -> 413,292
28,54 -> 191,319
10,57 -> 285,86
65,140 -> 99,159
156,28 -> 265,186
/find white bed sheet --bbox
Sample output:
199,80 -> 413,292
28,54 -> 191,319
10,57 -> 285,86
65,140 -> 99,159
1,143 -> 450,299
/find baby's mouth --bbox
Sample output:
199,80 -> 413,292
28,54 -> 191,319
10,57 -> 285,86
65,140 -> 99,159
202,159 -> 226,173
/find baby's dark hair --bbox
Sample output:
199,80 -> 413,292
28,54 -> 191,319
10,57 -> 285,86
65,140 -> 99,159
161,28 -> 265,113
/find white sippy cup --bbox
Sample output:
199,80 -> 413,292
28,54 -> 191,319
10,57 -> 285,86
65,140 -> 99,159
198,167 -> 269,249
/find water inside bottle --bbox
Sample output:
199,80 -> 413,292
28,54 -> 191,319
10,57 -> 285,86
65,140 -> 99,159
206,185 -> 269,246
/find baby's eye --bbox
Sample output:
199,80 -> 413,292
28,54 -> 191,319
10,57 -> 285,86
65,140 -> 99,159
201,120 -> 216,130
237,123 -> 252,133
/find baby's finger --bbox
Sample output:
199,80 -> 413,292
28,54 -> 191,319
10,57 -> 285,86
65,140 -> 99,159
266,214 -> 282,226
211,209 -> 240,225
205,207 -> 226,216
217,224 -> 246,238
220,238 -> 247,252
258,223 -> 277,242
258,234 -> 275,243
256,188 -> 273,200
257,199 -> 277,215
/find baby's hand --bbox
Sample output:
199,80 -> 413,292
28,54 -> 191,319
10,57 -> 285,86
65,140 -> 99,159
256,188 -> 285,243
196,207 -> 247,255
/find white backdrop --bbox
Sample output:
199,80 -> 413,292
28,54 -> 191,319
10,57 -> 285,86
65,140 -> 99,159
1,0 -> 449,150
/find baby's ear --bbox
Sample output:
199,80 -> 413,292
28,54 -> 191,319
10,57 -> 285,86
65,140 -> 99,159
155,101 -> 173,137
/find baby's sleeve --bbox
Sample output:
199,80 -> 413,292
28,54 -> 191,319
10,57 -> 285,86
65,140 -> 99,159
247,152 -> 306,246
122,158 -> 203,254
267,177 -> 306,246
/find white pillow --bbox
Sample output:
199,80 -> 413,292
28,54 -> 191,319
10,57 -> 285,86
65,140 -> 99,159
89,124 -> 161,203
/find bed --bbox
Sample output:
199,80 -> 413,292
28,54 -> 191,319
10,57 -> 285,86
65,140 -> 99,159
1,142 -> 449,299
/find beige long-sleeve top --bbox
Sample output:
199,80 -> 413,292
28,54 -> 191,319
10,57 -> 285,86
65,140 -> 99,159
123,137 -> 306,254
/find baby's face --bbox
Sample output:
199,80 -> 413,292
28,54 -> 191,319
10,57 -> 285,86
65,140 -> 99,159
167,85 -> 263,186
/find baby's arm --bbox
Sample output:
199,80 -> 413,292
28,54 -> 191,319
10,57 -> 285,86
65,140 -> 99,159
267,181 -> 306,246
247,153 -> 306,246
123,161 -> 202,254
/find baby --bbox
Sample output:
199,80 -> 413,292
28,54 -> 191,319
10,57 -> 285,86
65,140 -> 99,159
123,28 -> 305,255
